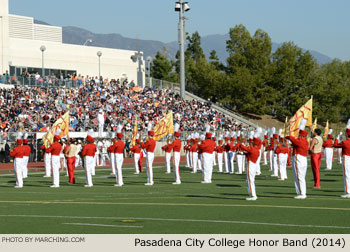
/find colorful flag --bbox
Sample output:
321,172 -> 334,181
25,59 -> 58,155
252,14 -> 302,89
132,117 -> 138,146
153,111 -> 174,141
287,98 -> 313,137
323,120 -> 329,139
43,111 -> 70,147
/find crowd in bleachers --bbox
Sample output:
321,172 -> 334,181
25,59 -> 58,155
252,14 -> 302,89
0,76 -> 246,141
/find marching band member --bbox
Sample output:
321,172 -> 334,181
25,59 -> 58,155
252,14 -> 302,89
337,132 -> 343,164
75,140 -> 83,168
240,136 -> 261,201
10,133 -> 24,188
41,140 -> 51,178
97,139 -> 104,166
322,129 -> 334,170
197,134 -> 205,171
199,126 -> 216,183
212,133 -> 217,166
310,128 -> 323,189
100,139 -> 110,166
271,129 -> 279,177
185,137 -> 191,168
268,129 -> 275,172
64,138 -> 77,184
235,131 -> 244,174
130,134 -> 142,174
22,133 -> 31,179
333,119 -> 350,198
190,134 -> 198,173
229,132 -> 236,174
108,137 -> 117,175
60,138 -> 68,175
255,128 -> 263,175
172,123 -> 182,184
46,130 -> 62,188
215,135 -> 224,173
275,137 -> 288,181
188,134 -> 194,169
114,125 -> 125,187
143,123 -> 156,186
262,131 -> 269,165
223,133 -> 231,173
81,134 -> 97,187
161,136 -> 173,174
286,119 -> 309,199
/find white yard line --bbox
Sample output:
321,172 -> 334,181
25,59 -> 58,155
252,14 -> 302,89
62,223 -> 143,228
0,214 -> 348,230
0,201 -> 350,211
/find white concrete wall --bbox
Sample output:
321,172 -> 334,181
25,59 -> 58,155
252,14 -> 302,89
6,37 -> 142,81
0,0 -> 145,81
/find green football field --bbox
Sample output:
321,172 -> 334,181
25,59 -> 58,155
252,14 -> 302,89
0,159 -> 350,234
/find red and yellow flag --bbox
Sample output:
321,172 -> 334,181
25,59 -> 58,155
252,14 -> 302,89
132,117 -> 138,146
288,98 -> 313,137
43,111 -> 70,147
153,111 -> 174,141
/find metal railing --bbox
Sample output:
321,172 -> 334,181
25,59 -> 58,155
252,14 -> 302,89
145,78 -> 180,90
0,76 -> 81,89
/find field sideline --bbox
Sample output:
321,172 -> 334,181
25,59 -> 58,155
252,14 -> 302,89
0,158 -> 349,234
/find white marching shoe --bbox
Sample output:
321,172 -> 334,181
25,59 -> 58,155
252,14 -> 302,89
246,197 -> 257,201
294,195 -> 307,199
340,194 -> 350,198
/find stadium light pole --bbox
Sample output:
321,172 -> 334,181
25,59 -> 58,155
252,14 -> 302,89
175,1 -> 190,99
83,39 -> 92,46
131,51 -> 144,87
40,45 -> 46,78
97,51 -> 102,84
146,56 -> 152,78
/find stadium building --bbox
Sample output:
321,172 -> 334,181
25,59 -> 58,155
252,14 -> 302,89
0,0 -> 144,83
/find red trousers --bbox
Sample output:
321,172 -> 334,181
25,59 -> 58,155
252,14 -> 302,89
138,152 -> 143,172
311,153 -> 322,187
287,149 -> 292,167
66,157 -> 76,184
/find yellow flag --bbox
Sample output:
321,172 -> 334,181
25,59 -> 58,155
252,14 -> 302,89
288,98 -> 313,137
153,111 -> 174,141
323,121 -> 329,139
132,118 -> 138,146
43,111 -> 70,147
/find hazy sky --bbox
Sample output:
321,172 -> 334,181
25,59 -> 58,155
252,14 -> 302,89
9,0 -> 350,60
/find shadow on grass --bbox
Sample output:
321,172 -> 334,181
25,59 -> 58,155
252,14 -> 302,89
185,194 -> 246,200
257,184 -> 295,189
325,174 -> 342,177
216,184 -> 242,188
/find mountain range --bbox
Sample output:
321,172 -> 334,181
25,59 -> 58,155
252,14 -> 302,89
35,20 -> 333,65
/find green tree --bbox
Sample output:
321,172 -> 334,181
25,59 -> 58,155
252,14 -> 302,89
209,50 -> 225,71
151,51 -> 173,80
